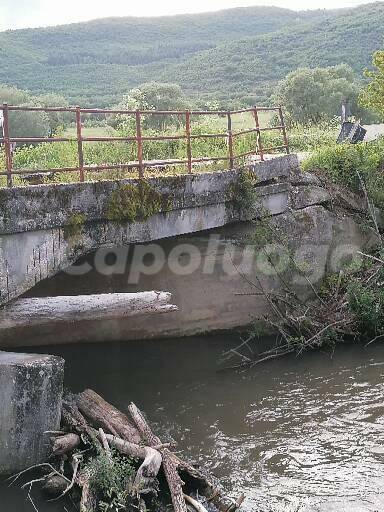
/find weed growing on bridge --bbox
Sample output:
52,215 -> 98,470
224,196 -> 384,369
229,168 -> 261,220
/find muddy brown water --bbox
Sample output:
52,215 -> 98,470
2,334 -> 384,512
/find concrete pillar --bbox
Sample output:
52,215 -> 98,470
0,351 -> 64,475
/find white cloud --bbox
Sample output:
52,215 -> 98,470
0,0 -> 376,31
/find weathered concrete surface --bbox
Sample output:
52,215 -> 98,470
0,352 -> 64,474
0,155 -> 299,306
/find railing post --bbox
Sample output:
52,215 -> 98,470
136,110 -> 144,178
253,106 -> 264,162
185,109 -> 192,174
76,106 -> 85,182
227,111 -> 234,169
2,103 -> 13,188
278,105 -> 290,154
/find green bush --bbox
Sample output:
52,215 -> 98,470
86,450 -> 134,512
302,138 -> 384,207
348,278 -> 384,338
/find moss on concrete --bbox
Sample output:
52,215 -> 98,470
63,213 -> 86,240
106,181 -> 170,223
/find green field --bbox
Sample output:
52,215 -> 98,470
63,126 -> 117,138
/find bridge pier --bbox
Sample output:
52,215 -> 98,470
0,351 -> 64,475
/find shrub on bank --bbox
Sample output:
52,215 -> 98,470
302,137 -> 384,208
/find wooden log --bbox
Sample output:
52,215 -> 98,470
0,291 -> 178,329
128,403 -> 243,512
184,494 -> 209,512
77,470 -> 97,512
128,402 -> 188,512
51,433 -> 80,457
76,389 -> 141,444
98,428 -> 112,461
175,455 -> 244,512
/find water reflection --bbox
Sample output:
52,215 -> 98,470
2,335 -> 384,511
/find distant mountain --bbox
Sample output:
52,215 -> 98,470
0,3 -> 382,106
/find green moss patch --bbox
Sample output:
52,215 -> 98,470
106,181 -> 170,223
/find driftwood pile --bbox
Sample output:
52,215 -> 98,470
10,389 -> 244,512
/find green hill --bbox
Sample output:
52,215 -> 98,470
0,3 -> 382,106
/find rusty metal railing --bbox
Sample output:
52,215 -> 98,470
0,104 -> 289,187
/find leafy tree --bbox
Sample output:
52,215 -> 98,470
274,65 -> 373,125
360,51 -> 384,116
115,82 -> 189,131
35,92 -> 71,134
0,85 -> 50,139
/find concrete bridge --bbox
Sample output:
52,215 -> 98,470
0,155 -> 301,306
0,154 -> 373,346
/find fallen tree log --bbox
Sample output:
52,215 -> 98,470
184,494 -> 209,512
13,390 -> 244,512
51,433 -> 81,457
76,389 -> 142,444
128,402 -> 188,512
129,402 -> 244,512
62,404 -> 162,500
0,291 -> 178,329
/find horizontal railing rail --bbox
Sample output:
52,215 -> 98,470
0,104 -> 289,187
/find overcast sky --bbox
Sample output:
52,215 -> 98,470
0,0 -> 376,31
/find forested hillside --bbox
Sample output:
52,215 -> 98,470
0,3 -> 382,106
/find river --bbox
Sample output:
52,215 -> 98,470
2,333 -> 384,511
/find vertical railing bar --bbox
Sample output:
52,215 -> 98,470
185,109 -> 192,174
278,105 -> 290,155
136,110 -> 144,179
253,105 -> 264,162
76,106 -> 85,182
227,111 -> 234,169
2,103 -> 13,188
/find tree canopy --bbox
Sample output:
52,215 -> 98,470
0,86 -> 50,139
115,82 -> 189,130
274,65 -> 374,125
360,51 -> 384,117
0,86 -> 72,139
34,92 -> 71,133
